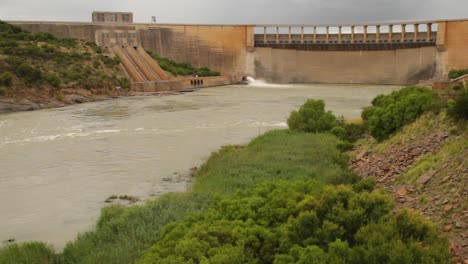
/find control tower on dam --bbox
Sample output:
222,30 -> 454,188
9,13 -> 468,85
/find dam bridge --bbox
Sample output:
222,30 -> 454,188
253,21 -> 439,51
9,14 -> 468,86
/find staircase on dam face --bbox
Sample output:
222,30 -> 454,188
111,45 -> 169,83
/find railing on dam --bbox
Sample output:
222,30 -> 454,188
254,21 -> 439,51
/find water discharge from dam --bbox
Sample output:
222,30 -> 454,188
246,76 -> 287,88
0,84 -> 399,250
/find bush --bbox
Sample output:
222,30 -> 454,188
362,86 -> 437,141
447,89 -> 468,120
100,55 -> 120,68
137,184 -> 449,264
288,99 -> 337,132
342,122 -> 367,142
15,63 -> 42,84
448,68 -> 468,79
147,51 -> 220,77
0,71 -> 13,86
0,242 -> 57,264
117,77 -> 130,89
44,73 -> 61,88
337,141 -> 354,152
331,126 -> 347,139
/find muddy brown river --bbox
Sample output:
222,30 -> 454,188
0,84 -> 399,250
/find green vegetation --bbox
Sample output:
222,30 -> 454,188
362,86 -> 438,141
146,50 -> 220,77
0,242 -> 57,264
448,68 -> 468,79
0,91 -> 453,263
0,20 -> 129,96
138,185 -> 448,264
287,99 -> 337,133
447,89 -> 468,120
60,131 -> 355,263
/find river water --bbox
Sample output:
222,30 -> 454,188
0,84 -> 399,249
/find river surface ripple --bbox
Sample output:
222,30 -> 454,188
0,84 -> 399,249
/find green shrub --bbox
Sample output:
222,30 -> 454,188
0,20 -> 24,34
147,51 -> 220,77
448,68 -> 468,79
0,242 -> 57,264
15,63 -> 42,84
337,141 -> 354,152
117,77 -> 130,89
44,73 -> 61,88
93,59 -> 101,69
0,87 -> 5,96
33,32 -> 56,42
100,55 -> 120,68
137,184 -> 449,264
362,86 -> 437,141
331,126 -> 347,139
288,99 -> 337,132
447,89 -> 468,120
342,122 -> 367,143
0,71 -> 13,86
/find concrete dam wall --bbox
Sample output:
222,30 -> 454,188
12,22 -> 253,79
10,17 -> 468,85
254,47 -> 437,85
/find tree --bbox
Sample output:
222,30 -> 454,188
288,99 -> 337,132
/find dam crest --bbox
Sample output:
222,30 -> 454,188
9,12 -> 468,86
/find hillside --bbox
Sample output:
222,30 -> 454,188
351,109 -> 467,262
0,21 -> 129,113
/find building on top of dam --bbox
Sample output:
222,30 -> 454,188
8,13 -> 468,87
92,11 -> 133,24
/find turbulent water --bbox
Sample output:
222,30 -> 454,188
0,84 -> 399,250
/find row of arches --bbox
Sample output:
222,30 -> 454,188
190,79 -> 204,87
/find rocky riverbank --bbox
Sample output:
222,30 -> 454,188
0,88 -> 188,114
351,113 -> 468,263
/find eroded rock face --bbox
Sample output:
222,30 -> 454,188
0,87 -> 130,114
351,132 -> 450,184
351,118 -> 468,263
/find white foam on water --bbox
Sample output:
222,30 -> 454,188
246,77 -> 288,88
0,129 -> 123,146
250,121 -> 288,127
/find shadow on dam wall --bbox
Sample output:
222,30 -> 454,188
253,46 -> 438,85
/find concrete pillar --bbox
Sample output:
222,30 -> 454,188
426,23 -> 432,41
401,24 -> 406,41
276,27 -> 279,44
264,27 -> 267,43
389,24 -> 393,41
301,27 -> 304,43
326,26 -> 330,43
338,26 -> 342,43
414,24 -> 419,42
376,25 -> 380,42
313,27 -> 317,43
351,26 -> 355,43
364,25 -> 368,42
288,27 -> 292,43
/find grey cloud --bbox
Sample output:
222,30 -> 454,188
0,0 -> 466,24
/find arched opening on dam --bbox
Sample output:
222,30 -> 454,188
253,21 -> 439,48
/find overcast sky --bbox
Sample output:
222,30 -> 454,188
0,0 -> 466,24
